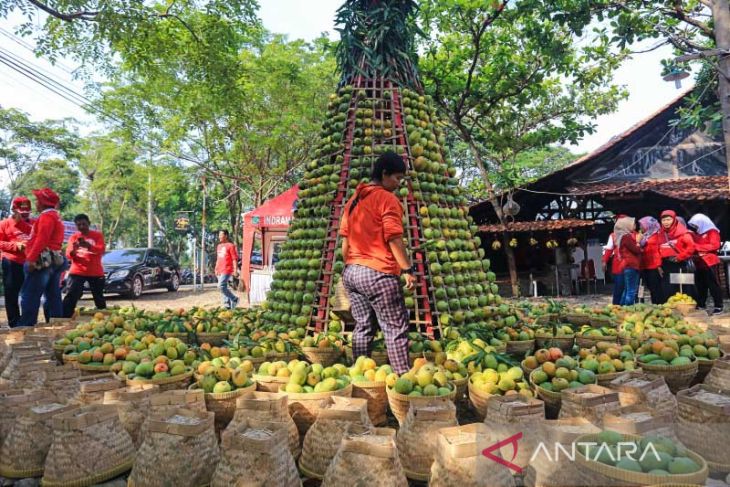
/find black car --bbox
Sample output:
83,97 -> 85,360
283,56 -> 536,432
102,248 -> 181,299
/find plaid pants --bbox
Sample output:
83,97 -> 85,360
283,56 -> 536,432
343,264 -> 410,374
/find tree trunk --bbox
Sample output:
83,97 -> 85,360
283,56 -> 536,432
464,138 -> 520,297
712,0 -> 730,193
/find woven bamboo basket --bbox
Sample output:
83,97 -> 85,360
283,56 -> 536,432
602,404 -> 677,440
60,353 -> 78,365
694,351 -> 724,385
558,384 -> 621,424
574,432 -> 708,487
43,364 -> 81,403
322,426 -> 406,487
534,334 -> 575,352
596,369 -> 633,387
521,359 -> 537,377
163,331 -> 193,344
74,362 -> 113,375
564,312 -> 592,326
607,371 -> 678,419
194,381 -> 256,434
352,379 -> 388,426
253,373 -> 290,392
1,355 -> 56,388
589,315 -> 614,328
302,346 -> 343,366
0,389 -> 55,440
638,358 -> 698,394
576,333 -> 618,349
526,418 -> 601,487
73,373 -> 126,405
283,383 -> 353,436
125,367 -> 194,392
386,383 -> 456,425
505,339 -> 535,356
372,350 -> 389,365
677,384 -> 730,465
467,379 -> 495,421
485,394 -> 546,471
429,423 -> 517,487
225,391 -> 300,459
703,354 -> 730,391
212,419 -> 301,487
331,278 -> 353,324
408,351 -> 436,366
196,331 -> 228,346
450,377 -> 468,404
299,397 -> 373,479
128,409 -> 219,487
396,401 -> 458,482
142,389 -> 207,443
0,402 -> 76,478
102,384 -> 159,447
42,405 -> 135,487
530,370 -> 563,417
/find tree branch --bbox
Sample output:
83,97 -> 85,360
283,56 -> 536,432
26,0 -> 99,21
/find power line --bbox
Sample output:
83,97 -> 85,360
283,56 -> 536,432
0,26 -> 77,75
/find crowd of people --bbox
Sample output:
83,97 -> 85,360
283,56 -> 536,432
602,211 -> 724,314
0,188 -> 107,328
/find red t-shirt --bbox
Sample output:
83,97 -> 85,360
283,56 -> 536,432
215,242 -> 238,275
339,183 -> 404,276
0,217 -> 33,264
692,229 -> 721,267
640,233 -> 662,270
25,209 -> 64,264
601,233 -> 625,275
66,230 -> 106,277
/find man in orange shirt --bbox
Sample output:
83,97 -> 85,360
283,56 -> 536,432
340,152 -> 415,374
0,196 -> 33,326
215,229 -> 239,309
63,214 -> 106,317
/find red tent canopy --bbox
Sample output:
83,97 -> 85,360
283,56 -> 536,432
241,185 -> 298,291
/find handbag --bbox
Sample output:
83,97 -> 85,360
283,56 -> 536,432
667,241 -> 696,273
36,249 -> 65,269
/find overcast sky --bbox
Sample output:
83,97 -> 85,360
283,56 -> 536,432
0,0 -> 692,159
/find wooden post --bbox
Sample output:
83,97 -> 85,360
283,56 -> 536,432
711,0 -> 730,193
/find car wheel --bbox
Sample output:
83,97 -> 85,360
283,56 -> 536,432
168,272 -> 180,292
130,275 -> 144,299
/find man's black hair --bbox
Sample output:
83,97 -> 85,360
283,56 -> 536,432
219,229 -> 230,237
74,213 -> 90,223
371,151 -> 407,181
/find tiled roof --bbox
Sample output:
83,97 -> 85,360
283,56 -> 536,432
478,219 -> 596,233
567,176 -> 730,200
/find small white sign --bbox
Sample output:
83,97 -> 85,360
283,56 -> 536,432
670,273 -> 695,285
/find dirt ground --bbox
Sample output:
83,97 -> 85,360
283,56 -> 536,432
83,284 -> 239,311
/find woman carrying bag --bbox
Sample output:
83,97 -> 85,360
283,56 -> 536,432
688,213 -> 724,315
658,210 -> 696,302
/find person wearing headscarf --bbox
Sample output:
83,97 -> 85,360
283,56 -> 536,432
16,188 -> 66,327
638,216 -> 664,304
0,196 -> 33,327
614,216 -> 641,305
688,213 -> 723,314
602,214 -> 628,305
658,210 -> 696,302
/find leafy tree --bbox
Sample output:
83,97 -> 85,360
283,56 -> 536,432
2,0 -> 259,74
416,1 -> 626,295
0,107 -> 79,191
14,158 -> 80,216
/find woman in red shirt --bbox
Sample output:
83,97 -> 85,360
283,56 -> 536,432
17,188 -> 65,327
614,216 -> 641,305
638,216 -> 664,304
688,213 -> 723,314
658,210 -> 696,303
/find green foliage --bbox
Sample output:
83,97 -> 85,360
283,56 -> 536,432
416,1 -> 626,200
334,0 -> 421,87
14,158 -> 80,217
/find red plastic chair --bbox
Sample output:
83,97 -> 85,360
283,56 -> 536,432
578,259 -> 597,294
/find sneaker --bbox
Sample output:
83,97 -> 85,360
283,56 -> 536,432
712,308 -> 724,315
231,297 -> 240,309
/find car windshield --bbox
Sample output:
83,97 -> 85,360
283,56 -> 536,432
103,249 -> 146,266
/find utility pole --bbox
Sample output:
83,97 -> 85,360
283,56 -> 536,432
200,176 -> 207,290
712,0 -> 730,192
147,170 -> 153,248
